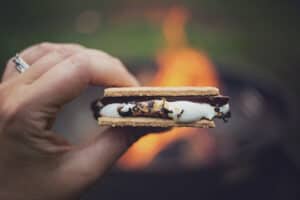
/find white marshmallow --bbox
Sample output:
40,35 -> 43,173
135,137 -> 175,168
99,100 -> 230,123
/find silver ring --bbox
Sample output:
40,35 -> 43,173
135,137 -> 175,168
13,54 -> 30,73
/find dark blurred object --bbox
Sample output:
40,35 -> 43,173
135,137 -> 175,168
83,146 -> 300,200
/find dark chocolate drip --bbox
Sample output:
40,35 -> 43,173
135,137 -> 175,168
222,111 -> 231,122
91,99 -> 103,119
100,95 -> 229,106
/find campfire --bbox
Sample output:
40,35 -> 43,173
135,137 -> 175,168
118,6 -> 221,170
49,4 -> 294,199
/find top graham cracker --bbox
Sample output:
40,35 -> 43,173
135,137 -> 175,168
104,87 -> 220,97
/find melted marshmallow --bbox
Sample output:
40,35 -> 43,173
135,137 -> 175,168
100,100 -> 230,123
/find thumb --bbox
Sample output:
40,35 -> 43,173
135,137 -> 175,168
58,128 -> 143,189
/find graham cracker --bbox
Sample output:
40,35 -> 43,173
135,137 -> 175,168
104,87 -> 219,97
98,117 -> 215,128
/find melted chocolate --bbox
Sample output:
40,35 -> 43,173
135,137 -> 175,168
91,99 -> 103,119
100,95 -> 229,106
91,96 -> 231,122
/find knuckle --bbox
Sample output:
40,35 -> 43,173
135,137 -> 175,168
56,45 -> 83,56
86,49 -> 125,68
86,49 -> 111,58
53,49 -> 67,57
70,52 -> 90,67
64,43 -> 85,50
53,48 -> 71,57
112,57 -> 123,66
0,86 -> 26,122
38,42 -> 56,52
5,57 -> 14,67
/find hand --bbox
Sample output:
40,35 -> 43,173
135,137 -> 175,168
0,42 -> 147,200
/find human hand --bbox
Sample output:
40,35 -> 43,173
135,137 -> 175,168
0,42 -> 150,200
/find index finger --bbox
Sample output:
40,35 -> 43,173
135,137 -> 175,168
29,49 -> 139,106
2,42 -> 84,82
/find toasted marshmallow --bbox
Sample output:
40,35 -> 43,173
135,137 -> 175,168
99,100 -> 230,123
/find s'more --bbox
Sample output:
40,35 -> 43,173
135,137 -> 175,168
91,87 -> 230,128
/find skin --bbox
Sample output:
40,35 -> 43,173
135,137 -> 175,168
0,42 -> 162,200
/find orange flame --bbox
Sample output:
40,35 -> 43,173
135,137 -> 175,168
118,6 -> 219,170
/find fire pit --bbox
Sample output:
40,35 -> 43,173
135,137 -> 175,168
53,6 -> 297,200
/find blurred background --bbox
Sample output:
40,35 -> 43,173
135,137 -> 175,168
1,0 -> 300,200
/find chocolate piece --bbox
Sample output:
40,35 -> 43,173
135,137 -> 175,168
118,106 -> 132,117
222,111 -> 231,122
91,99 -> 103,119
118,100 -> 171,119
101,95 -> 229,106
177,110 -> 184,118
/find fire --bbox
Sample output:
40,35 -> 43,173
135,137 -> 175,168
118,6 -> 219,170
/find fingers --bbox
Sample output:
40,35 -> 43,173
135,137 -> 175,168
30,49 -> 139,106
2,42 -> 57,81
2,42 -> 84,82
57,127 -> 145,187
58,126 -> 169,188
22,45 -> 84,83
59,126 -> 167,172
